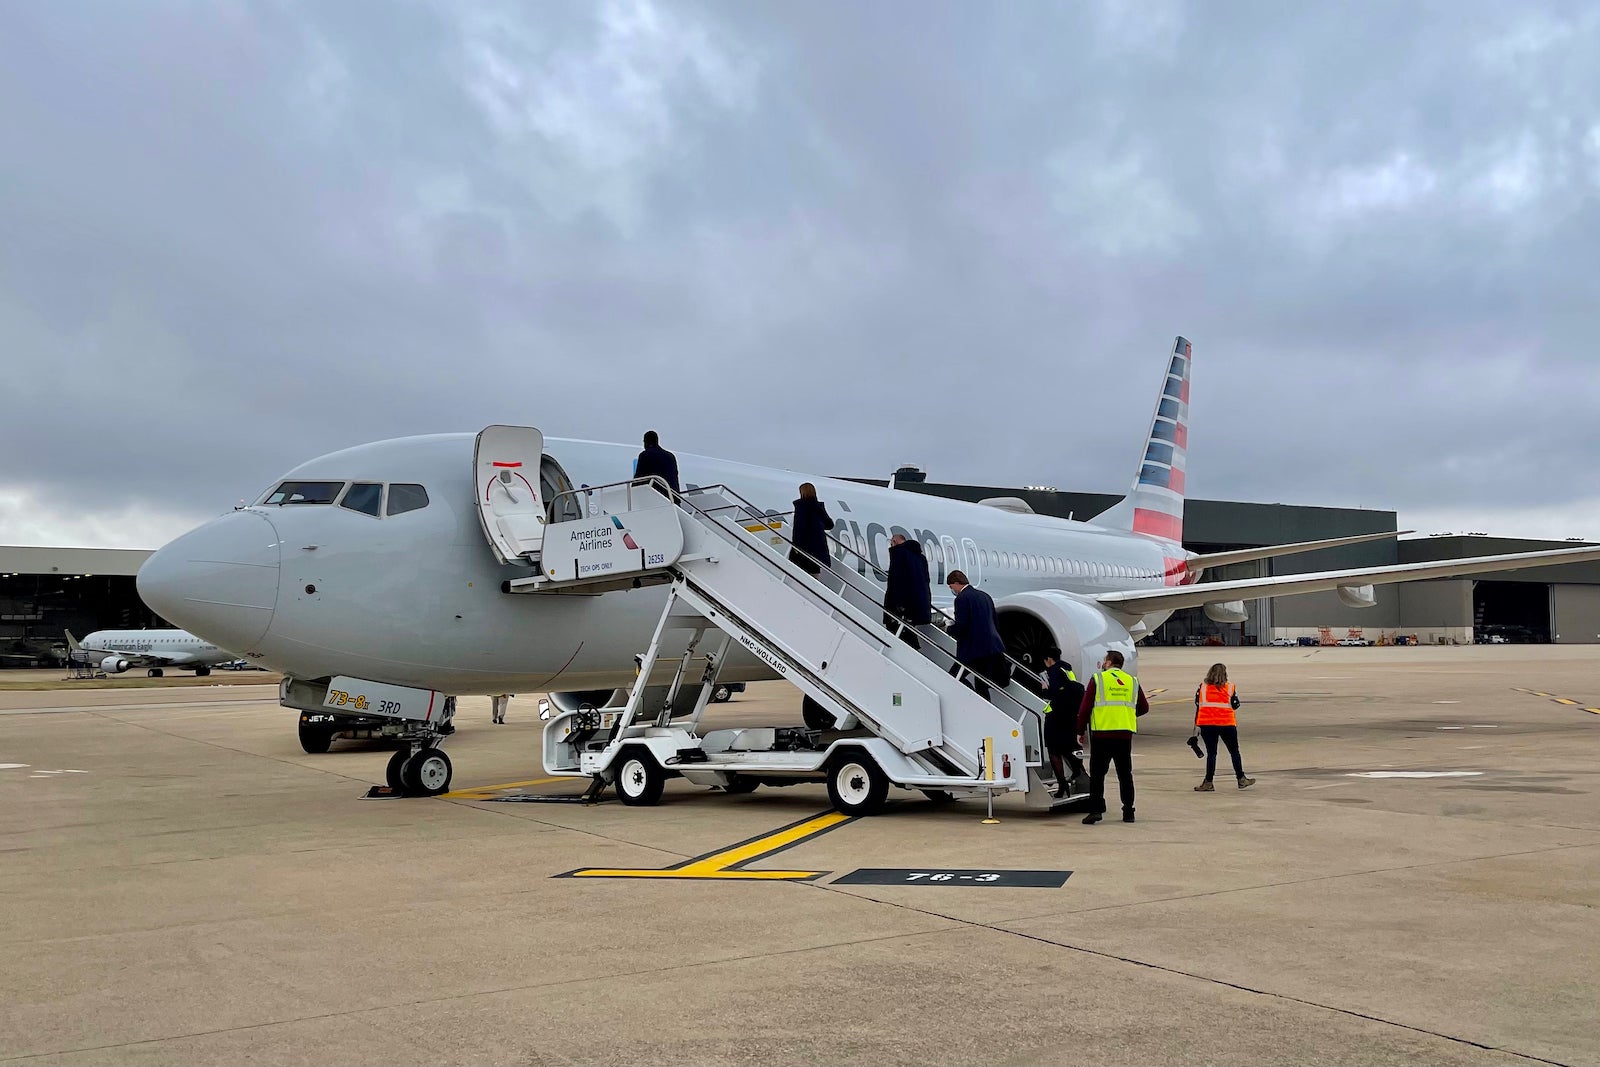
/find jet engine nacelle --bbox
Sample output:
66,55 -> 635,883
1337,584 -> 1377,608
1203,600 -> 1250,624
996,590 -> 1138,682
100,656 -> 131,674
547,689 -> 625,714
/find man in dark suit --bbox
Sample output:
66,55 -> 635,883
945,569 -> 1010,699
633,430 -> 680,494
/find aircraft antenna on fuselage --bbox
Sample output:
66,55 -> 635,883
1094,335 -> 1191,544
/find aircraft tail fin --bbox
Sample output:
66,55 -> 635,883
64,630 -> 82,652
1095,335 -> 1192,544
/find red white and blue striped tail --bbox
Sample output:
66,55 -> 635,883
1096,336 -> 1191,548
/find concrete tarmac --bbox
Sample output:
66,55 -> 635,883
2,645 -> 1598,1065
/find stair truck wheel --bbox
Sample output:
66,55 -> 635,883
298,719 -> 334,754
401,747 -> 453,797
802,695 -> 833,731
385,748 -> 411,792
827,751 -> 890,816
614,748 -> 666,806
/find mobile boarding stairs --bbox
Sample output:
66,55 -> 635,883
501,476 -> 1089,816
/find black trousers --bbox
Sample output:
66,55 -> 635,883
1200,724 -> 1245,781
953,653 -> 1010,699
883,612 -> 922,650
1088,731 -> 1135,815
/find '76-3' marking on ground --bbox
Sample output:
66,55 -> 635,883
1512,687 -> 1600,714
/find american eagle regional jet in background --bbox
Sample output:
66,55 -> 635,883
65,628 -> 235,677
136,337 -> 1600,749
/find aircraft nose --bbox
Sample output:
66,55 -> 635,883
138,510 -> 281,650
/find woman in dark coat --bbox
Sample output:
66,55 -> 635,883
788,482 -> 834,577
883,533 -> 933,647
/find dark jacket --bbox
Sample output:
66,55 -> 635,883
790,497 -> 834,568
949,584 -> 1006,663
884,539 -> 933,625
1043,664 -> 1085,718
634,445 -> 680,492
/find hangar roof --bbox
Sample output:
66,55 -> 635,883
0,546 -> 152,577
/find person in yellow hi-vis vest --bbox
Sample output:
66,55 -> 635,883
1193,663 -> 1255,791
1075,649 -> 1149,824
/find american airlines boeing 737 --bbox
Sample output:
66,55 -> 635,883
135,337 -> 1600,798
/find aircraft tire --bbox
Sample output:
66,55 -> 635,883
147,668 -> 164,678
712,685 -> 733,704
801,695 -> 832,731
194,666 -> 211,677
614,748 -> 666,806
385,748 -> 411,792
827,751 -> 889,816
298,721 -> 334,754
402,747 -> 452,797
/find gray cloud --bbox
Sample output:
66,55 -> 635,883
2,0 -> 1598,546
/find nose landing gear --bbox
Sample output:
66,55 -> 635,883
381,697 -> 457,797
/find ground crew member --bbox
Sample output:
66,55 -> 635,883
1193,663 -> 1255,791
1076,649 -> 1149,824
491,694 -> 511,725
1040,647 -> 1085,797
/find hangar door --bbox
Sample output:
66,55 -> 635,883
1551,585 -> 1600,644
1472,580 -> 1550,643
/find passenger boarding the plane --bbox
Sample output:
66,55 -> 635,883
944,570 -> 1010,700
633,430 -> 680,494
788,482 -> 834,578
1040,648 -> 1086,797
883,533 -> 932,649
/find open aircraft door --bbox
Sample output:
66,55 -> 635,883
474,425 -> 547,565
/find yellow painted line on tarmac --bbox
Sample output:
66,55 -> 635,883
442,776 -> 567,800
1511,689 -> 1600,718
559,810 -> 853,881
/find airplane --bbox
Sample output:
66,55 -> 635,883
65,628 -> 236,677
134,336 -> 1600,788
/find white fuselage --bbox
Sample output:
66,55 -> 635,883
80,629 -> 231,668
137,434 -> 1190,695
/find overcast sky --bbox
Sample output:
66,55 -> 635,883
3,0 -> 1598,548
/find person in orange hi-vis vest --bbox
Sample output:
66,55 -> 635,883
1193,663 -> 1256,791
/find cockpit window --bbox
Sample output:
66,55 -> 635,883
386,483 -> 429,516
264,481 -> 345,505
339,482 -> 383,517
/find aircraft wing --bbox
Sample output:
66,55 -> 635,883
1184,530 -> 1413,572
1098,543 -> 1600,616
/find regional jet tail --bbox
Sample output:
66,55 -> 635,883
65,629 -> 236,678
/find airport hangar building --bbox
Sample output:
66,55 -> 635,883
5,483 -> 1600,666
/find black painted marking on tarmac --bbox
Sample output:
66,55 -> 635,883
833,868 -> 1072,889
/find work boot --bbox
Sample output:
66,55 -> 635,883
1237,776 -> 1256,789
1122,810 -> 1136,823
1082,812 -> 1102,825
1194,781 -> 1214,791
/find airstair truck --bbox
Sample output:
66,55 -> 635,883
503,476 -> 1086,815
